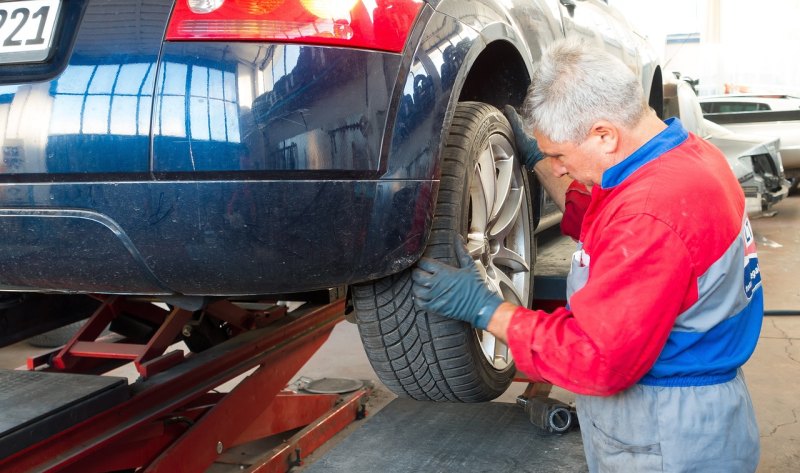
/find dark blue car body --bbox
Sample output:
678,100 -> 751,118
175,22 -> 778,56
0,0 -> 662,297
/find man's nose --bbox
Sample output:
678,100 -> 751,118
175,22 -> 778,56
549,159 -> 568,177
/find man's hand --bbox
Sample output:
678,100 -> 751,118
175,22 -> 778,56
411,236 -> 503,330
504,105 -> 545,170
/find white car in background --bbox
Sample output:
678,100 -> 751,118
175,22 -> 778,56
665,82 -> 790,215
698,94 -> 800,113
699,94 -> 800,192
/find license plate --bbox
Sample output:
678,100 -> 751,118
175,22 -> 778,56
0,0 -> 61,64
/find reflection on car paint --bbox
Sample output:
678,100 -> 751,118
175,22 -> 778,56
382,16 -> 477,180
50,63 -> 148,134
153,43 -> 398,173
0,1 -> 169,176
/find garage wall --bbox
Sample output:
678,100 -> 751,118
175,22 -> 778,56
611,0 -> 800,96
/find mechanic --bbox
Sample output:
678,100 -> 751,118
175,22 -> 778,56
412,39 -> 762,472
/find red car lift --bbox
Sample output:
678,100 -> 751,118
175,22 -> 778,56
0,296 -> 370,472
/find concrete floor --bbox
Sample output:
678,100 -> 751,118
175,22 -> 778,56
1,196 -> 799,471
741,194 -> 800,471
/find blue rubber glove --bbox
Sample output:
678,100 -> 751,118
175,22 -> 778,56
504,105 -> 545,170
411,236 -> 503,330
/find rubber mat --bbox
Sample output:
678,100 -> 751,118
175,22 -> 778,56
303,398 -> 588,472
0,369 -> 128,459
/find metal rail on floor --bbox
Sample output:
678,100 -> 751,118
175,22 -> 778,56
1,297 -> 370,473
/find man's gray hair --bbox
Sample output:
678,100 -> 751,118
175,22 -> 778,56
523,38 -> 648,143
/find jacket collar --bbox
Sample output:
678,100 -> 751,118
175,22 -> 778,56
600,117 -> 689,189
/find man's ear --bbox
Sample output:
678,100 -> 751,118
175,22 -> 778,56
589,120 -> 619,154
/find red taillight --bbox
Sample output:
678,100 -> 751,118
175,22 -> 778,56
166,0 -> 424,53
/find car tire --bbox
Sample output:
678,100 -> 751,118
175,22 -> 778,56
352,102 -> 535,402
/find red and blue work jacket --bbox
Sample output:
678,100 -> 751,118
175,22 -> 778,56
507,118 -> 764,396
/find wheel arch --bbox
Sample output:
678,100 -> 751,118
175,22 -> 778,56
449,38 -> 542,227
457,39 -> 532,111
431,13 -> 540,175
426,35 -> 539,247
376,9 -> 542,248
365,7 -> 543,278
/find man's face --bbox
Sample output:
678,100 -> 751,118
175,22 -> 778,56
533,130 -> 607,187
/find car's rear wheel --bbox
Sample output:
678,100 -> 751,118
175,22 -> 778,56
352,102 -> 534,401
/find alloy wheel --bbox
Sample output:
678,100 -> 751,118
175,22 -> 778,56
467,133 -> 532,370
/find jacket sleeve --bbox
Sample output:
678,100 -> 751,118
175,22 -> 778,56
507,213 -> 696,396
560,181 -> 592,240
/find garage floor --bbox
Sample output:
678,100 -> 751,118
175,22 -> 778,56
1,196 -> 798,472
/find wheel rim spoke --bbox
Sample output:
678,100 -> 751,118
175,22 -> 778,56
493,245 -> 529,273
474,259 -> 489,281
477,148 -> 496,223
488,264 -> 524,306
466,236 -> 485,259
469,168 -> 488,238
485,268 -> 503,296
492,332 -> 510,367
479,331 -> 511,369
489,185 -> 523,241
491,142 -> 514,222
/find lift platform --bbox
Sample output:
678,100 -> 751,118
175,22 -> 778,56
302,398 -> 587,473
0,296 -> 371,472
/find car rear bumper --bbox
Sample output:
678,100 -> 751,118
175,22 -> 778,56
0,179 -> 436,295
